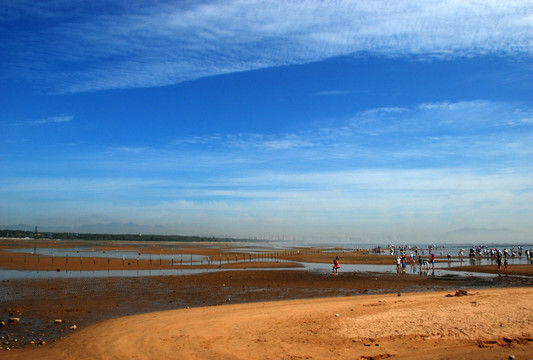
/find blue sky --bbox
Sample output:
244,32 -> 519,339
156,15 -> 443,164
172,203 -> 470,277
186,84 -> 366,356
1,0 -> 532,243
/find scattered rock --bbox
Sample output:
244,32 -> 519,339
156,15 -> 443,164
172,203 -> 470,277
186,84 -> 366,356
509,355 -> 515,360
0,321 -> 5,327
8,308 -> 23,316
7,318 -> 19,324
70,325 -> 77,330
54,319 -> 63,324
455,289 -> 468,297
335,314 -> 340,317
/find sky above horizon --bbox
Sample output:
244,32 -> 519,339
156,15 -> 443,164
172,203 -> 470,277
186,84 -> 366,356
1,0 -> 532,243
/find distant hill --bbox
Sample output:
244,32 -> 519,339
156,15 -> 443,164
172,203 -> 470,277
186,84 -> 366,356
0,224 -> 248,243
441,228 -> 529,244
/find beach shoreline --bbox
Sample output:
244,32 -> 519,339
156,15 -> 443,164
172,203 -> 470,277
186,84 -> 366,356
1,238 -> 532,358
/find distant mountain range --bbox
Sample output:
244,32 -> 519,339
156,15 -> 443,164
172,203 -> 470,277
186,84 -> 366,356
0,222 -> 170,235
1,224 -> 529,244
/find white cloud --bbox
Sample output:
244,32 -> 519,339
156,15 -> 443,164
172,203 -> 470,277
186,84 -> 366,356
2,0 -> 532,92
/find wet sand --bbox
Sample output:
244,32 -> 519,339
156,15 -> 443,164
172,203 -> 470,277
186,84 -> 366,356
448,264 -> 533,276
1,239 -> 532,358
0,238 -> 303,271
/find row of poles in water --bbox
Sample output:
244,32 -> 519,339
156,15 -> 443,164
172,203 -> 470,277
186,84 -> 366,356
11,247 -> 345,266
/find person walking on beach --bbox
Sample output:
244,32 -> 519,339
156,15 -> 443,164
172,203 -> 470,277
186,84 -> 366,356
332,257 -> 340,275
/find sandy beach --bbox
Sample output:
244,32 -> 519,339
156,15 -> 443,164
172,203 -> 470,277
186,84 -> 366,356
3,288 -> 532,360
1,239 -> 532,359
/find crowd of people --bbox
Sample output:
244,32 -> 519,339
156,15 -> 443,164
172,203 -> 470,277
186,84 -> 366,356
334,245 -> 532,276
394,252 -> 436,275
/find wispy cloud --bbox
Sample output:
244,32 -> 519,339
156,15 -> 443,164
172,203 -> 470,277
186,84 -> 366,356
108,146 -> 151,154
2,115 -> 74,126
173,133 -> 317,151
2,0 -> 531,92
312,90 -> 355,97
31,115 -> 74,125
169,100 -> 532,167
1,99 -> 531,240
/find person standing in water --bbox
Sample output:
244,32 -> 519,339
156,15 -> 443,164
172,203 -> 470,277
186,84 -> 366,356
497,253 -> 502,274
332,256 -> 340,275
430,253 -> 436,269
